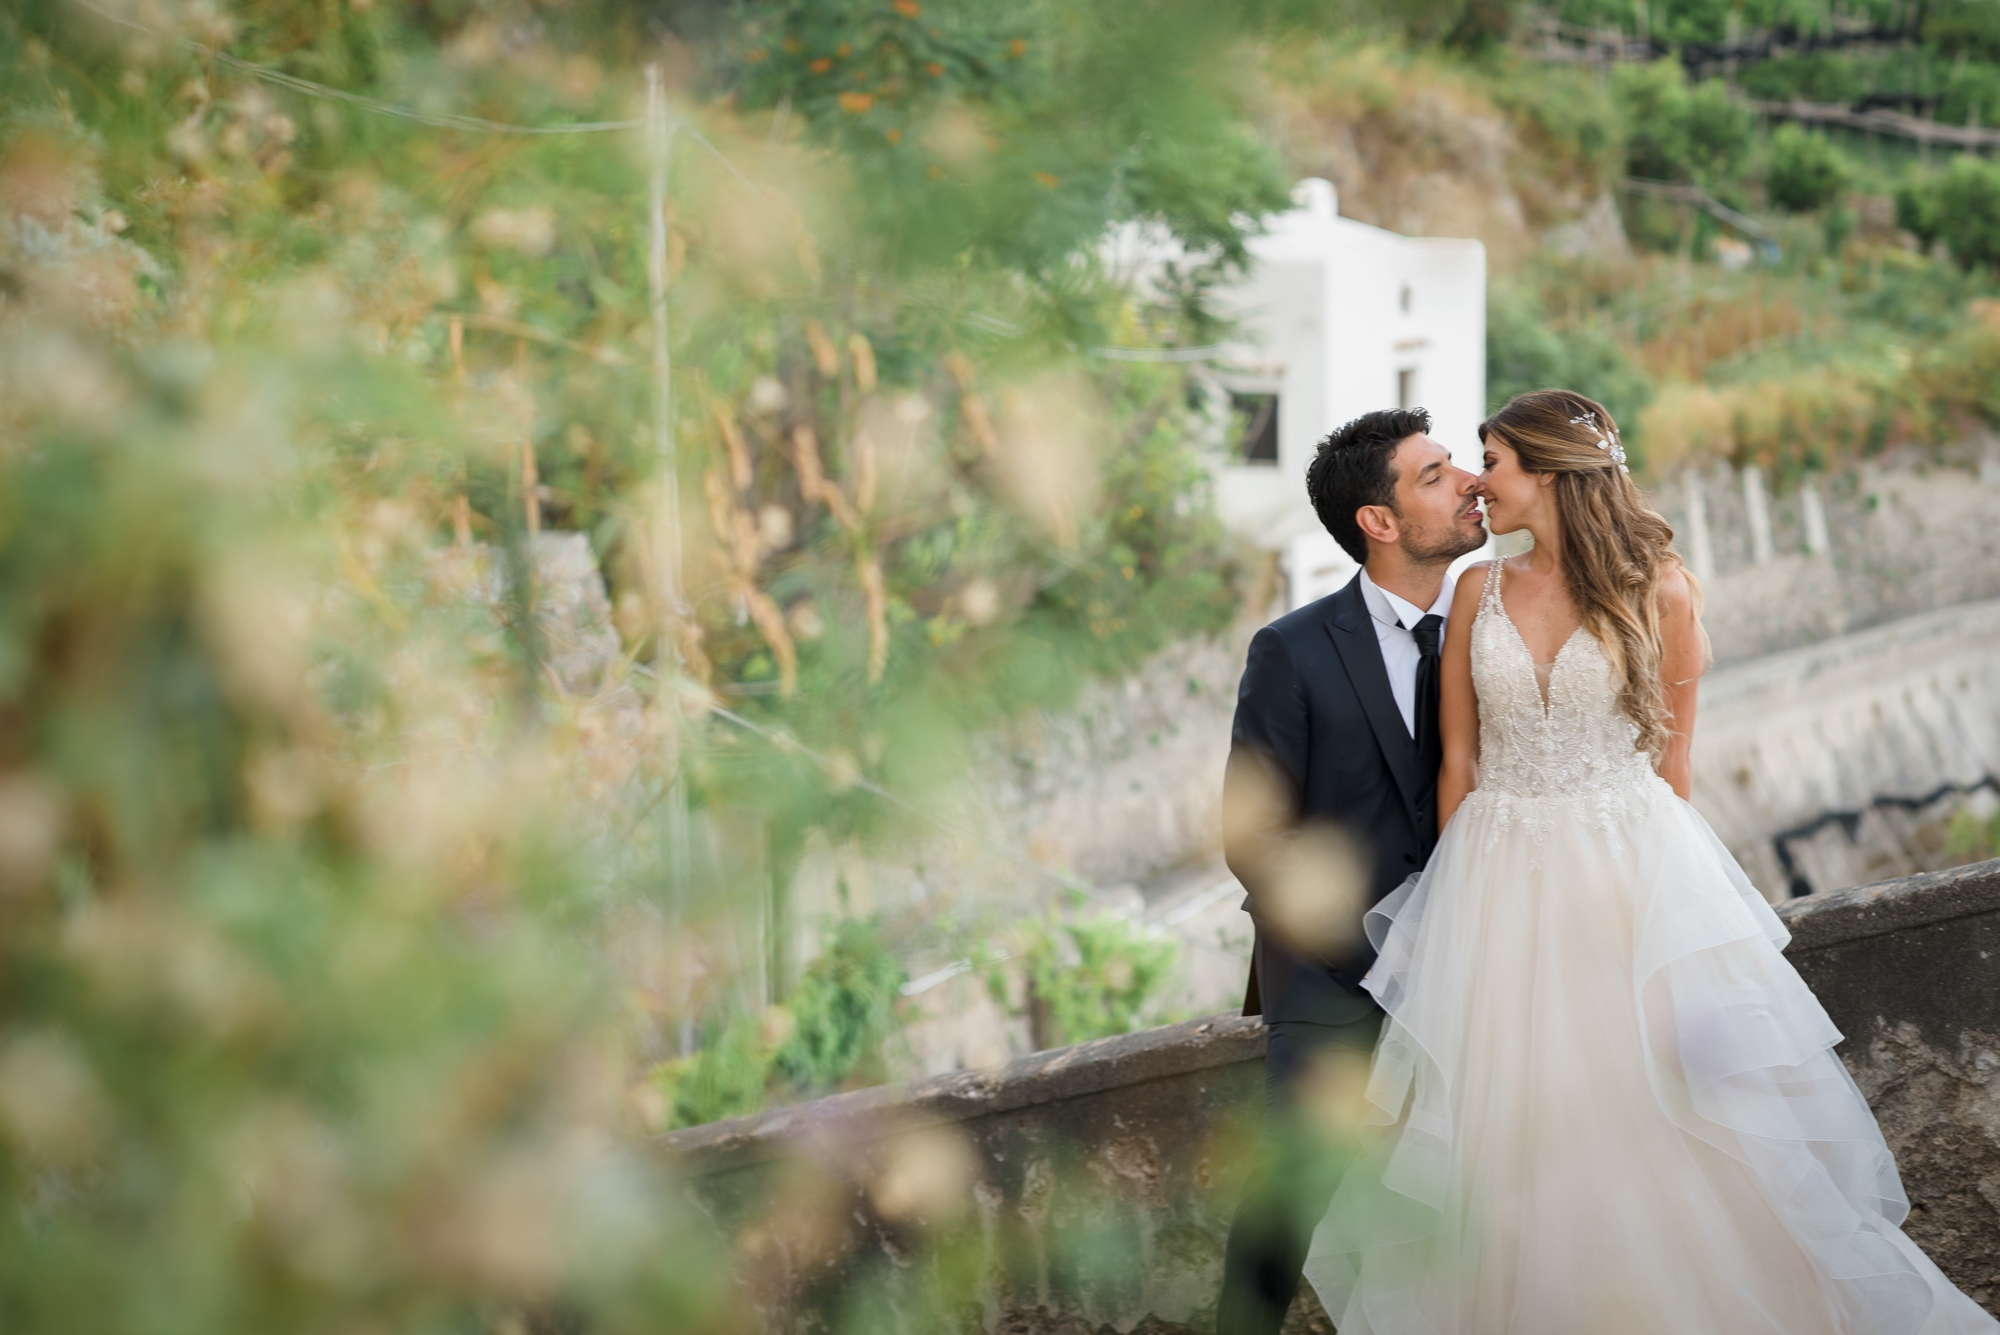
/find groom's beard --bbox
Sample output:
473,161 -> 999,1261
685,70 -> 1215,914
1402,518 -> 1486,565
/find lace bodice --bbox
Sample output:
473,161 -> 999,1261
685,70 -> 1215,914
1469,559 -> 1659,803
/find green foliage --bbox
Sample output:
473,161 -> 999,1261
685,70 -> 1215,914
770,916 -> 906,1097
1014,909 -> 1179,1050
1487,283 -> 1654,467
1925,0 -> 2000,64
1945,807 -> 2000,865
1490,61 -> 1626,192
1764,124 -> 1851,213
654,916 -> 906,1128
1897,157 -> 2000,269
717,0 -> 1294,276
0,0 -> 1300,1323
660,1015 -> 773,1129
1614,61 -> 1755,188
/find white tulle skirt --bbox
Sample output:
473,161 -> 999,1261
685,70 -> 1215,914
1303,778 -> 1997,1335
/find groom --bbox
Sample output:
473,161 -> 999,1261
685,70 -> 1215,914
1215,407 -> 1484,1335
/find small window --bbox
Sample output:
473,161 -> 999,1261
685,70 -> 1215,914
1397,368 -> 1417,410
1229,392 -> 1279,464
1399,283 -> 1412,314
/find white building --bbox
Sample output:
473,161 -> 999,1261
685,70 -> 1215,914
1202,179 -> 1487,608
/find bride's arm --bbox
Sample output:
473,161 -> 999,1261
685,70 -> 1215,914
1436,566 -> 1487,829
1656,566 -> 1704,800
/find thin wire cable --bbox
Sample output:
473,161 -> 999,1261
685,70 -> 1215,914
703,700 -> 1247,964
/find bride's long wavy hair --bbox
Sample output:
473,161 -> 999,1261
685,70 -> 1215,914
1477,389 -> 1703,760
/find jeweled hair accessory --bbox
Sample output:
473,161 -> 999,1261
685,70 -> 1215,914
1569,410 -> 1629,473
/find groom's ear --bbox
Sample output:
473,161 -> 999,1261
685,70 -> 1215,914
1354,502 -> 1400,547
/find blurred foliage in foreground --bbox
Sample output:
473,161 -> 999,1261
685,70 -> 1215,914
0,0 -> 1350,1326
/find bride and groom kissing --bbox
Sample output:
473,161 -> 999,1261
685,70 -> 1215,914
1213,391 -> 1994,1335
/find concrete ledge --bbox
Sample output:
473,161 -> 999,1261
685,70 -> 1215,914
658,1012 -> 1267,1176
1776,856 -> 2000,952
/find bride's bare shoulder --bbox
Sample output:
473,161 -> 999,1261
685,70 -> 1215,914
1656,564 -> 1696,621
1447,562 -> 1491,623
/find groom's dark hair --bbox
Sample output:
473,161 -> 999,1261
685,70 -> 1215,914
1307,407 -> 1432,564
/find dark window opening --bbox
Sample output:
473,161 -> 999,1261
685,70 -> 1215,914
1229,392 -> 1279,464
1397,368 -> 1417,410
1399,283 -> 1412,314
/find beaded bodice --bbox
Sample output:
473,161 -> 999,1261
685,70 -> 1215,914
1469,559 -> 1658,801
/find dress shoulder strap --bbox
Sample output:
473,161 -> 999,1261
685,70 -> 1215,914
1480,553 -> 1505,610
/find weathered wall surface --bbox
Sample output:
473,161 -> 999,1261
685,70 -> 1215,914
1783,859 -> 2000,1311
1692,596 -> 2000,900
661,859 -> 2000,1334
969,634 -> 1247,892
1657,452 -> 2000,665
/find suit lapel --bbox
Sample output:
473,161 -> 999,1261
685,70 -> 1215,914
1324,575 -> 1422,830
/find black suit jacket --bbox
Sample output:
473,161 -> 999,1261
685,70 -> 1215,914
1223,573 -> 1440,1026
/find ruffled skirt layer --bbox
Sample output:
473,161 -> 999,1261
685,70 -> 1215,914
1304,780 -> 1997,1335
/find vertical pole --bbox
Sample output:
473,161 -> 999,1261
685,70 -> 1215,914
646,64 -> 682,666
1742,464 -> 1774,565
1800,477 -> 1830,556
1684,469 -> 1716,583
646,64 -> 696,1055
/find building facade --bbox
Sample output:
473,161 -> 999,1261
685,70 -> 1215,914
1204,178 -> 1487,607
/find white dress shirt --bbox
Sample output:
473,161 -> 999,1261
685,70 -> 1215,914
1358,568 -> 1457,740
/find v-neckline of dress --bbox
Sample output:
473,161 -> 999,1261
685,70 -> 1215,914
1495,590 -> 1585,715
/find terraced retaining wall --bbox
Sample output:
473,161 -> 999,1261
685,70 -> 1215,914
659,858 -> 2000,1334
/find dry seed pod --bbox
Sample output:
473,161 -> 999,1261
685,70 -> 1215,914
856,552 -> 889,682
709,398 -> 753,492
848,333 -> 877,393
804,320 -> 840,379
733,578 -> 798,697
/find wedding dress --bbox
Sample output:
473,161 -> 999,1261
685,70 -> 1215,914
1303,558 -> 1996,1334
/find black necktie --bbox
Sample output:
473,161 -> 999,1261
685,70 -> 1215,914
1409,613 -> 1444,793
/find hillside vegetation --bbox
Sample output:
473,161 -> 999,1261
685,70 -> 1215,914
1263,6 -> 2000,477
1,6 -> 1999,1327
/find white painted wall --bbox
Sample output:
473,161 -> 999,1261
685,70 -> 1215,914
1206,179 -> 1487,608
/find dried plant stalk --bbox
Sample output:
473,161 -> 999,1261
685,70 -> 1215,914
522,440 -> 541,535
853,430 -> 878,516
709,397 -> 754,492
789,422 -> 827,500
732,577 -> 798,697
702,468 -> 761,575
848,332 -> 877,393
804,319 -> 841,379
788,424 -> 858,532
856,550 -> 888,683
944,352 -> 999,456
702,467 -> 737,550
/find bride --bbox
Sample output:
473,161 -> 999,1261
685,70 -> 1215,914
1303,389 -> 1997,1334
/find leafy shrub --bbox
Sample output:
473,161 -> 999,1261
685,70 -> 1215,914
1615,61 -> 1755,188
660,1016 -> 772,1129
1764,124 -> 1851,213
654,916 -> 906,1128
1945,807 -> 2000,865
1924,0 -> 2000,63
1013,910 -> 1179,1050
1897,157 -> 2000,269
1486,284 -> 1655,469
770,917 -> 906,1097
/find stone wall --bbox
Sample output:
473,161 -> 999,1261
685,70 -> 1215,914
926,452 -> 2000,907
1691,596 -> 2000,899
1656,451 -> 2000,665
660,859 -> 2000,1334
